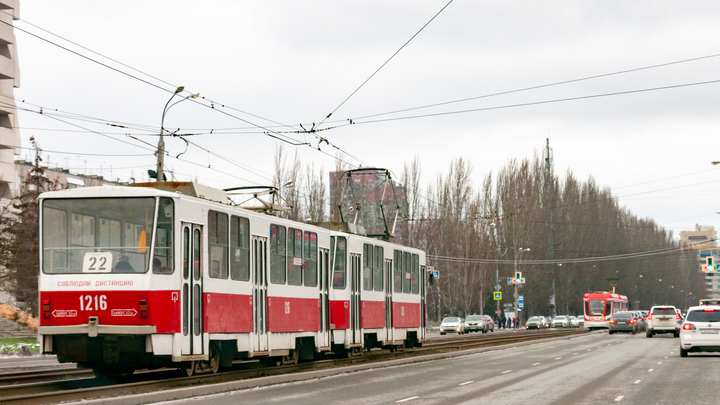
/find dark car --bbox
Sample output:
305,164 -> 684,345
609,312 -> 638,334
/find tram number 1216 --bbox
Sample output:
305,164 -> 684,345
79,295 -> 107,311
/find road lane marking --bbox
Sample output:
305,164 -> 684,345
587,349 -> 592,351
573,353 -> 578,355
459,381 -> 474,386
664,356 -> 668,359
532,363 -> 541,366
614,396 -> 624,402
648,369 -> 654,372
555,357 -> 562,360
633,380 -> 641,384
657,362 -> 662,364
397,396 -> 419,403
502,370 -> 513,374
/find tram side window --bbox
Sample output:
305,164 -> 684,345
393,250 -> 403,293
208,210 -> 228,279
303,232 -> 317,287
331,236 -> 346,289
153,198 -> 174,274
230,216 -> 250,281
373,246 -> 383,291
287,228 -> 303,286
44,208 -> 68,271
403,252 -> 411,293
605,300 -> 612,316
270,225 -> 286,284
363,244 -> 373,291
411,253 -> 419,294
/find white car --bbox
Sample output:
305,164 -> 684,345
680,305 -> 720,357
551,315 -> 569,328
647,305 -> 680,338
568,316 -> 579,328
439,317 -> 465,335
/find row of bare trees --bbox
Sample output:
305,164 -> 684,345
273,149 -> 705,321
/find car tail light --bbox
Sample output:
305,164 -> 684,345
628,319 -> 636,323
610,319 -> 616,323
704,308 -> 716,312
676,312 -> 681,320
683,323 -> 696,330
139,299 -> 148,319
42,300 -> 51,319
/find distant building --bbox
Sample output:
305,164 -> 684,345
329,170 -> 407,242
0,1 -> 20,200
682,225 -> 719,300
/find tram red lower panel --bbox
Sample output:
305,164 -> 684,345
329,300 -> 350,330
267,296 -> 320,332
392,302 -> 421,328
361,300 -> 385,329
39,290 -> 180,333
204,293 -> 253,333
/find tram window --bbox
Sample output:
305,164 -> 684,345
331,236 -> 346,289
287,228 -> 303,286
605,301 -> 612,316
393,250 -> 403,293
373,246 -> 383,291
303,232 -> 317,287
183,227 -> 190,279
363,244 -> 373,291
403,252 -> 411,293
230,216 -> 250,282
270,225 -> 286,284
208,210 -> 228,279
153,198 -> 174,274
411,253 -> 419,294
43,207 -> 68,271
193,229 -> 201,281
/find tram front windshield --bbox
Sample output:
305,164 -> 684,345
42,198 -> 159,274
587,299 -> 606,316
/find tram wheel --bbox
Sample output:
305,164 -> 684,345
185,361 -> 197,377
282,350 -> 300,365
209,348 -> 221,374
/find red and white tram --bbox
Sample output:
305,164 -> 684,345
37,182 -> 426,375
583,291 -> 628,330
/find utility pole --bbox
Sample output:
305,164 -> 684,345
546,138 -> 556,317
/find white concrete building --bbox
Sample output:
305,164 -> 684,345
0,1 -> 20,200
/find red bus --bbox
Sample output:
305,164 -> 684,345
583,292 -> 628,330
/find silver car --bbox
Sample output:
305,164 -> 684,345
440,317 -> 465,335
464,315 -> 488,333
552,315 -> 569,328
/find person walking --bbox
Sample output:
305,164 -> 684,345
500,314 -> 506,329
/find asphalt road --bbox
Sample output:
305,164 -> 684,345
161,332 -> 718,405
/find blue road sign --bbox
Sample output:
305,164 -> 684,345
431,270 -> 439,279
494,291 -> 502,300
518,295 -> 524,310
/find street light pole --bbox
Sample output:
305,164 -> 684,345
513,248 -> 529,325
157,86 -> 185,182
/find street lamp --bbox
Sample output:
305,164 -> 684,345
157,86 -> 199,182
634,274 -> 642,309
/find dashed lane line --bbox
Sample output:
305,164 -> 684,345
502,370 -> 513,374
459,381 -> 474,386
573,353 -> 578,355
396,396 -> 419,403
657,362 -> 662,364
614,395 -> 625,402
532,363 -> 541,366
633,380 -> 641,384
587,349 -> 592,352
648,369 -> 654,372
555,357 -> 562,360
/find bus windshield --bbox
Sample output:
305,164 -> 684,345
588,299 -> 606,316
42,198 -> 158,274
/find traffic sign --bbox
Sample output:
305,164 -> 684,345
493,291 -> 502,300
507,277 -> 516,285
518,295 -> 524,310
431,270 -> 439,279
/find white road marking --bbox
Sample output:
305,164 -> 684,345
396,396 -> 419,403
633,380 -> 641,384
657,362 -> 662,364
555,357 -> 562,360
502,370 -> 513,374
664,356 -> 668,359
532,363 -> 541,366
614,396 -> 625,402
587,349 -> 592,351
648,369 -> 654,372
459,381 -> 474,386
573,353 -> 578,355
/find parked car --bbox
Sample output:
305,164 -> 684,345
440,317 -> 465,335
526,317 -> 544,330
568,316 -> 579,328
464,315 -> 488,333
609,311 -> 638,334
482,315 -> 495,332
552,315 -> 569,328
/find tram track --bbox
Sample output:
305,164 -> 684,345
2,328 -> 589,405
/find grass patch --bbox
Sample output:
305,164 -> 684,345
0,337 -> 40,355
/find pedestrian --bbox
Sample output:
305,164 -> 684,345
500,314 -> 506,329
513,317 -> 517,328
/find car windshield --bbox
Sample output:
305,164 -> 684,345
466,316 -> 483,321
555,316 -> 566,320
612,313 -> 631,319
442,317 -> 460,323
687,310 -> 720,322
652,307 -> 675,315
528,317 -> 539,322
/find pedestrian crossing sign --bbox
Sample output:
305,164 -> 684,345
493,291 -> 502,300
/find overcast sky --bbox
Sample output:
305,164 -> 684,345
12,1 -> 720,237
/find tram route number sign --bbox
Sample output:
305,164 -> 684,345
493,291 -> 502,300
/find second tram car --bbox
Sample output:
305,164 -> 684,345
583,291 -> 628,330
37,183 -> 427,375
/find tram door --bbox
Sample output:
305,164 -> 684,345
252,236 -> 269,352
350,254 -> 362,345
181,223 -> 204,356
384,259 -> 393,343
319,249 -> 330,347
